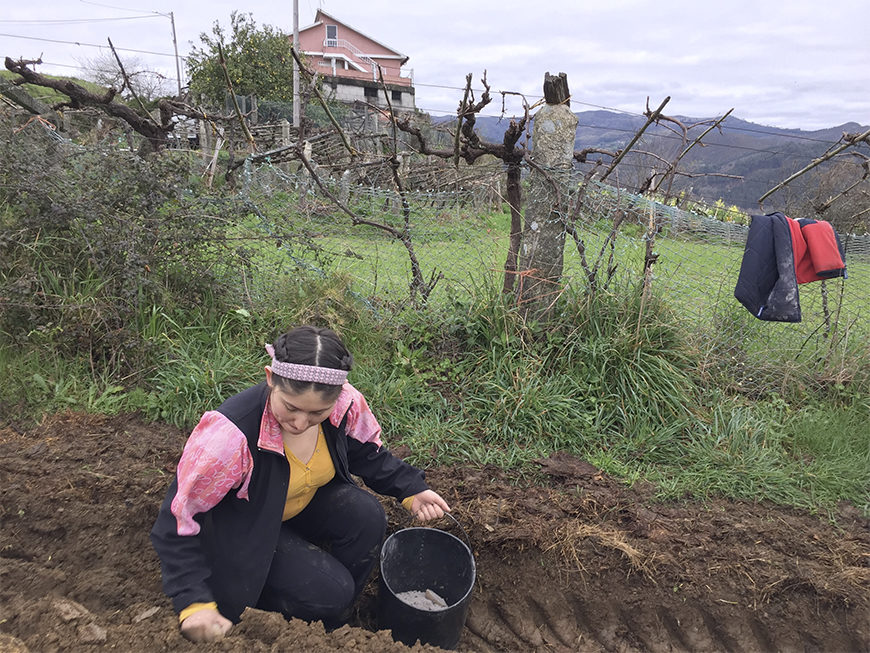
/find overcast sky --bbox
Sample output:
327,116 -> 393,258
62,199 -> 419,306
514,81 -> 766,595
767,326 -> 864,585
2,0 -> 868,131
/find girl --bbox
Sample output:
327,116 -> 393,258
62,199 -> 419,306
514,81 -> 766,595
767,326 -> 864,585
151,325 -> 450,643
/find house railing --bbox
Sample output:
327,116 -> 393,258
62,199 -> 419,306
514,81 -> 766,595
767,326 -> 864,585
323,38 -> 377,80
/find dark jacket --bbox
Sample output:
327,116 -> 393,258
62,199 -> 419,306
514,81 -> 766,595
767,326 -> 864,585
734,212 -> 846,322
150,382 -> 428,622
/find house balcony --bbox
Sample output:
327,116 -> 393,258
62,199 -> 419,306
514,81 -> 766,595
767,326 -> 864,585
319,38 -> 412,86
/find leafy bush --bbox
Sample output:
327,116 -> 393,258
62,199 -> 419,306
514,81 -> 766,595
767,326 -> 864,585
0,115 -> 241,375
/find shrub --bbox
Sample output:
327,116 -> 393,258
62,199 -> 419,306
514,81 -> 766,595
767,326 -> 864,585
0,114 -> 239,375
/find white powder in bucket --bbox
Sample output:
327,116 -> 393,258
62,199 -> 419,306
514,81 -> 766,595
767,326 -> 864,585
395,588 -> 448,611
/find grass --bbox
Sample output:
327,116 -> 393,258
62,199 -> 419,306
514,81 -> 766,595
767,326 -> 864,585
2,152 -> 869,518
241,181 -> 869,354
241,184 -> 869,418
139,309 -> 262,425
0,345 -> 132,417
2,247 -> 867,516
644,398 -> 870,513
368,285 -> 869,515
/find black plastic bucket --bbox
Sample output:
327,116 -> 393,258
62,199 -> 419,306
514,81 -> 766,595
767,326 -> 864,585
377,514 -> 475,650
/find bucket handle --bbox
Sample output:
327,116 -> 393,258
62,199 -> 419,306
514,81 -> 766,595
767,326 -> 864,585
411,512 -> 472,551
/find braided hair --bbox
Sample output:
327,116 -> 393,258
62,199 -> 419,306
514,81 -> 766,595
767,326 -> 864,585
270,326 -> 353,400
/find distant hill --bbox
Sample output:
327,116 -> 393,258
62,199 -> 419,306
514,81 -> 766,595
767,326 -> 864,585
433,111 -> 869,210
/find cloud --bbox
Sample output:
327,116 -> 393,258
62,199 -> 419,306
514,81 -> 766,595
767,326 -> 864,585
1,0 -> 866,130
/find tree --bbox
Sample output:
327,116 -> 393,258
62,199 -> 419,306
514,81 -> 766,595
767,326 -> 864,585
5,55 -> 218,154
786,156 -> 870,234
78,52 -> 172,102
396,73 -> 528,295
187,12 -> 294,107
516,73 -> 577,319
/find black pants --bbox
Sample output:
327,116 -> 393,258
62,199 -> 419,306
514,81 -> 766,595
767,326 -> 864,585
256,480 -> 386,627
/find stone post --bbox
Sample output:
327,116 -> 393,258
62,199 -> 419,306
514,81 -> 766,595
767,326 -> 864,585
517,72 -> 577,320
339,169 -> 352,205
199,120 -> 210,163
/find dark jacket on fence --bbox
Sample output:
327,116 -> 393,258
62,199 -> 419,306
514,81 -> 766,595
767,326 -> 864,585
734,212 -> 846,322
150,382 -> 428,623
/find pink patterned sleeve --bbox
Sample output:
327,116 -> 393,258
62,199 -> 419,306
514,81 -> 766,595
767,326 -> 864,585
330,383 -> 383,447
170,411 -> 254,536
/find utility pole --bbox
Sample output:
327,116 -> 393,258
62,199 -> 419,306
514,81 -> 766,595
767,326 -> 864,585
169,11 -> 182,98
79,2 -> 183,97
292,0 -> 300,127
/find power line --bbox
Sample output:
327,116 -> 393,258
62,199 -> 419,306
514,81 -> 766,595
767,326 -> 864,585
20,60 -> 86,71
411,101 -> 845,159
32,58 -> 171,79
413,95 -> 870,160
573,121 -> 791,157
412,81 -> 855,146
0,31 -> 187,59
78,0 -> 160,14
0,16 -> 159,25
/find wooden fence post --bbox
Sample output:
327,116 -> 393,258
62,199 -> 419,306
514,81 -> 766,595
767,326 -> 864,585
517,72 -> 577,321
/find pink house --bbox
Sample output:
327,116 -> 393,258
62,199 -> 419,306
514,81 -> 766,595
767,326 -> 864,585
298,10 -> 415,110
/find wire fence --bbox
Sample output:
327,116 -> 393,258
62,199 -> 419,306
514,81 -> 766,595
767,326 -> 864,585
241,156 -> 869,392
3,108 -> 868,395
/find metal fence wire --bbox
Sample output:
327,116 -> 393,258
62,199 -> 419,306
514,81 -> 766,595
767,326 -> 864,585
241,157 -> 868,393
3,111 -> 867,396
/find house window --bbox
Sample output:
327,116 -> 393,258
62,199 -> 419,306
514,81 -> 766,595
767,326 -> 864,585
326,25 -> 337,47
391,90 -> 402,103
363,86 -> 378,99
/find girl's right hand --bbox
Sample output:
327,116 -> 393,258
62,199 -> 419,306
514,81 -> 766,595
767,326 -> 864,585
180,607 -> 232,642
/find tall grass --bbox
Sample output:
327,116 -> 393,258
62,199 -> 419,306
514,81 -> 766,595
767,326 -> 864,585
356,278 -> 869,514
645,397 -> 870,513
2,257 -> 867,515
2,128 -> 867,516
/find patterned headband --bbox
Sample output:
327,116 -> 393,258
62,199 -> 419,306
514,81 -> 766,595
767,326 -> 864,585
265,344 -> 348,386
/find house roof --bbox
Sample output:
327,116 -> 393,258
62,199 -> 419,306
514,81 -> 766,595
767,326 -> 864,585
300,10 -> 409,65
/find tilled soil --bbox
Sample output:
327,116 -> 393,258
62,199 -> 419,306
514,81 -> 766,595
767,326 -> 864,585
0,413 -> 867,652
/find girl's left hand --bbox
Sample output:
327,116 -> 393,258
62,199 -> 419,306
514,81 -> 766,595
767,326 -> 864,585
409,489 -> 451,522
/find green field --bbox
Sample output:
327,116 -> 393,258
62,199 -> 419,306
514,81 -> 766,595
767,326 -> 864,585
2,139 -> 867,516
243,182 -> 868,371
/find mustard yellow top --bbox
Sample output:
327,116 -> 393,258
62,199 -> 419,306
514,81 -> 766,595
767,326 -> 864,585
282,426 -> 335,520
179,601 -> 218,622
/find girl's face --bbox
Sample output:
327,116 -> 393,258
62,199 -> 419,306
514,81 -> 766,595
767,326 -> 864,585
266,369 -> 337,435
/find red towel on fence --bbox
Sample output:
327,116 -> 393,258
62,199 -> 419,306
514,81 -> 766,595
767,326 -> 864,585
785,217 -> 846,284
